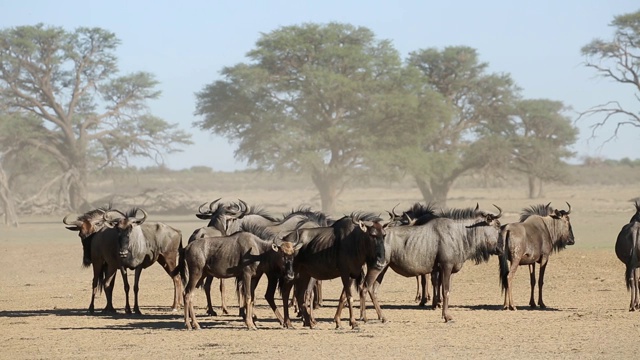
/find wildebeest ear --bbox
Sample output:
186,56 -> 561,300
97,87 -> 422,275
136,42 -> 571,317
294,242 -> 304,252
271,243 -> 279,252
358,220 -> 367,233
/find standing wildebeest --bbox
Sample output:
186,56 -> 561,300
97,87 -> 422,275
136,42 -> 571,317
63,206 -> 132,314
364,204 -> 503,323
615,200 -> 640,311
498,202 -> 575,310
179,228 -> 303,330
107,208 -> 183,315
280,212 -> 388,330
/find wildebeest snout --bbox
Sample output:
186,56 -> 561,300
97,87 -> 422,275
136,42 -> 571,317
119,250 -> 129,258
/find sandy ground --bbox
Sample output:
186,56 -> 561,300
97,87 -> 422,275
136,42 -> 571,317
2,185 -> 640,359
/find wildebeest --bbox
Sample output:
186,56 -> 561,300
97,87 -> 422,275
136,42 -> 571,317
615,200 -> 640,311
364,204 -> 503,323
179,227 -> 303,330
498,202 -> 575,310
63,206 -> 132,314
107,208 -> 183,315
280,212 -> 388,330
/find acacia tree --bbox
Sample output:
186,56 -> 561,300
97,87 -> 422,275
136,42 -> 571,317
194,23 -> 405,213
0,24 -> 191,211
507,99 -> 578,198
580,10 -> 640,138
399,46 -> 519,206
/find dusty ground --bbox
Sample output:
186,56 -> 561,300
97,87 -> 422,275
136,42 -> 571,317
1,185 -> 639,359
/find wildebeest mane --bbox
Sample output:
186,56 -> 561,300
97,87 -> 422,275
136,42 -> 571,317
283,206 -> 333,226
520,203 -> 553,222
348,212 -> 382,223
239,223 -> 279,242
439,206 -> 480,221
79,204 -> 114,222
246,205 -> 279,222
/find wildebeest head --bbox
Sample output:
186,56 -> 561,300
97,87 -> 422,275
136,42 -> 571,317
465,204 -> 504,257
549,202 -> 575,247
271,232 -> 304,281
352,215 -> 389,270
63,206 -> 114,267
105,208 -> 148,258
630,200 -> 640,223
195,198 -> 248,235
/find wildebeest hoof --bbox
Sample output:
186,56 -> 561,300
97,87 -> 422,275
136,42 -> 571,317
207,309 -> 218,316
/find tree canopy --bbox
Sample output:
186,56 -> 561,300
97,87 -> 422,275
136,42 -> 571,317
581,10 -> 640,139
0,24 -> 192,211
195,22 -> 407,213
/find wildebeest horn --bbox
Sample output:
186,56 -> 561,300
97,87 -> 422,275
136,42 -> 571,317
62,214 -> 81,226
474,203 -> 480,211
208,198 -> 222,211
565,202 -> 571,215
134,208 -> 148,224
198,202 -> 209,214
238,199 -> 248,213
492,204 -> 503,218
391,203 -> 401,218
104,209 -> 127,221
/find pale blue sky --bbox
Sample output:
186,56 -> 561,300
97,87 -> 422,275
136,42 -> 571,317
1,0 -> 638,170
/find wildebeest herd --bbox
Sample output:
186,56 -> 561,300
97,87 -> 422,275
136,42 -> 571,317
62,198 -> 640,330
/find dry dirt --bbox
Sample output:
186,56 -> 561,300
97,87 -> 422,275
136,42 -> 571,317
1,185 -> 640,359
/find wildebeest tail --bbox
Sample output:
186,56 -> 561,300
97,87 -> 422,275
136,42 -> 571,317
95,263 -> 107,294
625,227 -> 639,290
498,229 -> 510,293
176,242 -> 187,288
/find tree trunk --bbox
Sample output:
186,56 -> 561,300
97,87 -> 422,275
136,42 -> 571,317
66,165 -> 91,212
527,175 -> 536,199
0,164 -> 19,227
311,168 -> 340,214
414,176 -> 451,207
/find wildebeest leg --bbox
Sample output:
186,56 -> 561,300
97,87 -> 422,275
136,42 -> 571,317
220,278 -> 231,315
89,262 -> 104,314
333,287 -> 348,329
184,271 -> 204,330
102,265 -> 118,313
157,254 -> 182,312
120,267 -> 132,314
264,274 -> 284,325
281,279 -> 295,328
633,268 -> 640,311
303,278 -> 318,326
431,270 -> 442,309
537,257 -> 549,309
203,276 -> 217,316
313,280 -> 323,309
414,276 -> 421,302
528,263 -> 537,308
505,258 -> 520,311
338,274 -> 359,329
132,267 -> 143,315
242,271 -> 257,330
294,276 -> 314,328
364,267 -> 386,323
361,265 -> 388,320
440,265 -> 454,322
418,274 -> 430,306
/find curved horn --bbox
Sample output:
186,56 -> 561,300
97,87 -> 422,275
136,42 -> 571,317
104,209 -> 126,222
208,198 -> 222,211
135,208 -> 148,224
62,214 -> 80,226
198,202 -> 209,214
492,204 -> 503,218
565,202 -> 571,215
238,199 -> 249,213
391,203 -> 401,218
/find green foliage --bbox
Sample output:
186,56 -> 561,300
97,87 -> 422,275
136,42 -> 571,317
0,24 -> 192,209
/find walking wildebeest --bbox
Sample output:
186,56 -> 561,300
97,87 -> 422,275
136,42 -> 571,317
178,227 -> 303,330
363,204 -> 503,323
63,206 -> 132,314
280,212 -> 388,330
615,200 -> 640,311
106,208 -> 183,315
498,202 -> 575,310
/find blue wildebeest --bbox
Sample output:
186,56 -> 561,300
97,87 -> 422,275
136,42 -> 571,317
178,227 -> 303,330
364,204 -> 503,323
63,206 -> 132,314
107,208 -> 183,315
498,202 -> 575,310
280,212 -> 388,330
615,200 -> 640,311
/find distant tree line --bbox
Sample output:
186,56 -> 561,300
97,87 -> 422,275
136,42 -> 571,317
1,10 -> 639,224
